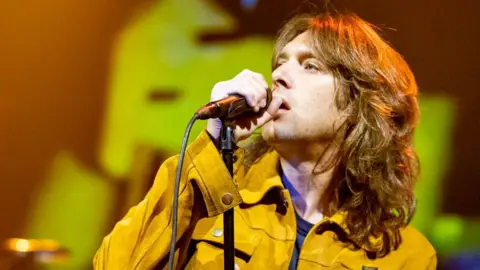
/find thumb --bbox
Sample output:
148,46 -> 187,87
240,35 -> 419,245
256,95 -> 284,127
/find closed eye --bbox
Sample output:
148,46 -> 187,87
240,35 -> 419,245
303,62 -> 319,72
273,60 -> 286,70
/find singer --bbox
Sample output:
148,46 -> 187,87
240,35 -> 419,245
94,12 -> 436,269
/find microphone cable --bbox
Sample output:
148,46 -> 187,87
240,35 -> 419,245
167,113 -> 199,270
165,89 -> 271,269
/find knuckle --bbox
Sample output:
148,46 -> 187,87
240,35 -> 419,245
255,91 -> 264,101
211,81 -> 230,99
253,72 -> 264,79
212,81 -> 226,91
258,87 -> 267,96
247,95 -> 257,106
238,69 -> 250,77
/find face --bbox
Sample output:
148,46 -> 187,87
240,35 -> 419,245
262,32 -> 342,144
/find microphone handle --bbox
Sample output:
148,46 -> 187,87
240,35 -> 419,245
196,88 -> 272,120
222,88 -> 273,120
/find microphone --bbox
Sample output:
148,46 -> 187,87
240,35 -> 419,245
195,88 -> 272,120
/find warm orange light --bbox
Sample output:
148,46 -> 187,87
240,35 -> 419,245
2,238 -> 70,263
14,239 -> 30,252
4,238 -> 61,252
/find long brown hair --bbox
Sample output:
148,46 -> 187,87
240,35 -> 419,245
243,12 -> 420,256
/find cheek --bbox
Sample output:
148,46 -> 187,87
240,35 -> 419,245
297,90 -> 338,127
302,90 -> 332,115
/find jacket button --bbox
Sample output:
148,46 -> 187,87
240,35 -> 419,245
222,193 -> 234,205
212,228 -> 223,237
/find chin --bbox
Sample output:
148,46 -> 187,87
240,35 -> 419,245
262,123 -> 296,143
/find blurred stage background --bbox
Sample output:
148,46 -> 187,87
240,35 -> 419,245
0,0 -> 479,269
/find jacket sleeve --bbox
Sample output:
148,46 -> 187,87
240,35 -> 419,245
425,252 -> 437,270
93,130 -> 243,270
404,251 -> 437,270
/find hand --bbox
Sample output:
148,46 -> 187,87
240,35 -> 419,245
206,69 -> 283,144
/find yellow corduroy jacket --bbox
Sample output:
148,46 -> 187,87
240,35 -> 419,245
94,130 -> 436,269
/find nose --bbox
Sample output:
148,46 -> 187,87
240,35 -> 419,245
272,64 -> 293,91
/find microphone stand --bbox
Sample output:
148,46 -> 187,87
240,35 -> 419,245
220,119 -> 235,270
193,89 -> 271,270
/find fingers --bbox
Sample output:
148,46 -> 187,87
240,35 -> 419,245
255,95 -> 284,127
210,69 -> 272,142
266,95 -> 284,116
249,71 -> 269,89
212,69 -> 268,112
248,79 -> 268,112
237,70 -> 268,111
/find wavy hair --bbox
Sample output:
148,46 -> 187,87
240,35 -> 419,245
242,12 -> 420,257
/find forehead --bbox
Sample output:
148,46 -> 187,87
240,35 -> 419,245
280,32 -> 313,55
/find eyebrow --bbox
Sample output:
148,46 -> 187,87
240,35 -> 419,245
277,50 -> 319,63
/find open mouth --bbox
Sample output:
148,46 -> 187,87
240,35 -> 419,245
279,100 -> 290,110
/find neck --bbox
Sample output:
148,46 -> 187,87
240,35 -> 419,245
274,140 -> 338,224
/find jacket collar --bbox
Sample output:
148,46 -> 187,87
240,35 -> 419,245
315,210 -> 384,252
236,150 -> 283,205
235,149 -> 384,252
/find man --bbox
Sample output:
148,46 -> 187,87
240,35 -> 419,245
94,12 -> 436,269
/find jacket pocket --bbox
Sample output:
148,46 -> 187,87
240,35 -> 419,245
184,210 -> 262,269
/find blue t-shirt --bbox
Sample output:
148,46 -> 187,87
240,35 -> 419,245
281,171 -> 314,270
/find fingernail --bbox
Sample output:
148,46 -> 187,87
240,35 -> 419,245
260,99 -> 267,108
